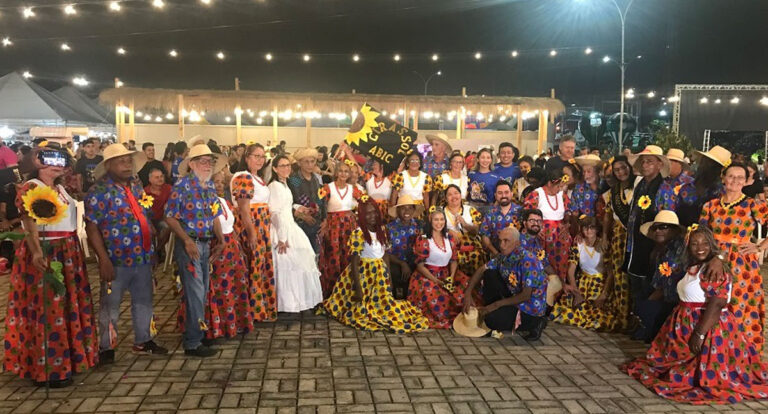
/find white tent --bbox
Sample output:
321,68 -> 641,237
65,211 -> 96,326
54,85 -> 111,124
0,72 -> 109,129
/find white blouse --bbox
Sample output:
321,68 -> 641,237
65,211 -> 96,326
326,182 -> 358,213
399,171 -> 428,201
445,206 -> 474,233
230,171 -> 269,205
216,197 -> 235,235
535,187 -> 566,221
26,179 -> 77,239
365,175 -> 392,201
576,242 -> 601,275
424,237 -> 453,267
440,173 -> 468,199
677,266 -> 732,304
360,231 -> 385,259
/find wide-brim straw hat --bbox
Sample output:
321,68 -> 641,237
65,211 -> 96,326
453,307 -> 490,337
425,133 -> 452,153
388,194 -> 425,218
93,143 -> 148,180
628,145 -> 671,178
640,210 -> 684,237
666,148 -> 688,165
187,135 -> 206,147
694,145 -> 732,167
574,154 -> 603,167
178,144 -> 228,176
546,274 -> 562,306
293,147 -> 319,162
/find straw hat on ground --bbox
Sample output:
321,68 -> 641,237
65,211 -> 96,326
293,148 -> 319,162
425,133 -> 452,153
666,148 -> 688,165
178,144 -> 228,176
628,145 -> 670,178
93,143 -> 148,180
453,307 -> 490,337
546,274 -> 562,307
640,210 -> 684,237
388,194 -> 425,218
694,145 -> 732,167
574,154 -> 603,167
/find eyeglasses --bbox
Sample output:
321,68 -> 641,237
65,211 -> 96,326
276,163 -> 291,168
652,224 -> 673,231
408,159 -> 420,163
526,218 -> 542,223
249,154 -> 266,160
194,157 -> 214,166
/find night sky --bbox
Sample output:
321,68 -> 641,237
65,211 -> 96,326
1,0 -> 766,108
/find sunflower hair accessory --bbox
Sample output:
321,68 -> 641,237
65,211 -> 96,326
428,205 -> 437,214
560,174 -> 570,184
684,223 -> 700,244
317,187 -> 328,199
344,159 -> 357,167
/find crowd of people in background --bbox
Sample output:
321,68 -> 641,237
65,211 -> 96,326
2,132 -> 768,405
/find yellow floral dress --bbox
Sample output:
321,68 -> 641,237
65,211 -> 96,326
601,188 -> 632,331
445,205 -> 487,276
323,228 -> 429,333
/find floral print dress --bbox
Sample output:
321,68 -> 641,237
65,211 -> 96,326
323,228 -> 428,333
524,187 -> 572,280
699,196 -> 768,353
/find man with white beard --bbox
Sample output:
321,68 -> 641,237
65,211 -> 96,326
165,144 -> 226,358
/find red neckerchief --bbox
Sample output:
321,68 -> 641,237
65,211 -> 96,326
122,184 -> 152,251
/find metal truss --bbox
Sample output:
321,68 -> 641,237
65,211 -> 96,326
672,84 -> 768,134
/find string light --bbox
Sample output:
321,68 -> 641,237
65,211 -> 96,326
200,0 -> 212,4
302,54 -> 311,62
117,47 -> 126,55
109,1 -> 122,12
115,80 -> 124,87
72,76 -> 89,87
352,54 -> 360,62
730,97 -> 739,104
265,53 -> 272,61
700,97 -> 708,104
63,4 -> 77,15
393,53 -> 401,62
647,91 -> 656,98
511,50 -> 518,58
714,98 -> 721,104
60,43 -> 71,51
152,0 -> 165,9
225,116 -> 231,122
602,55 -> 611,63
155,116 -> 162,122
761,97 -> 768,106
169,49 -> 178,58
216,51 -> 225,60
474,52 -> 482,60
431,54 -> 439,61
668,96 -> 680,102
143,114 -> 151,121
22,71 -> 33,79
584,47 -> 593,55
549,50 -> 557,57
22,7 -> 35,19
1,38 -> 11,47
165,113 -> 174,119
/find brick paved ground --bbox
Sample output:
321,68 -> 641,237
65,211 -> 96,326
1,263 -> 768,414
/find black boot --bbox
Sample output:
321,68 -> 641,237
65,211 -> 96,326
523,317 -> 547,341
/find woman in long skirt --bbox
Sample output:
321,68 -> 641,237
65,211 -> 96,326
318,161 -> 365,298
4,149 -> 97,387
443,184 -> 486,276
364,160 -> 392,223
268,155 -> 323,312
324,199 -> 428,333
231,143 -> 276,322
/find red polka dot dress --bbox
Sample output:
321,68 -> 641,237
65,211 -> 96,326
700,196 -> 768,353
524,187 -> 573,280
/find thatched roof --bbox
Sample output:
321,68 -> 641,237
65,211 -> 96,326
99,87 -> 564,116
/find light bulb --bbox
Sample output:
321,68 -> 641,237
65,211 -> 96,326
393,53 -> 401,62
72,76 -> 89,87
60,43 -> 71,51
22,7 -> 35,19
152,0 -> 164,9
431,54 -> 439,61
216,51 -> 225,60
549,50 -> 557,57
511,50 -> 518,58
584,47 -> 593,55
63,5 -> 77,15
1,38 -> 11,47
474,52 -> 482,60
109,1 -> 122,11
352,54 -> 360,62
169,49 -> 178,58
22,71 -> 33,79
117,47 -> 126,55
302,54 -> 311,62
265,53 -> 273,61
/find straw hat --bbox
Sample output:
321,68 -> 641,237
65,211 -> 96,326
388,194 -> 425,218
293,147 -> 319,162
452,307 -> 490,337
640,210 -> 684,237
666,148 -> 688,164
574,154 -> 603,167
628,145 -> 670,178
93,143 -> 148,180
425,133 -> 452,153
546,274 -> 562,306
694,145 -> 732,167
187,135 -> 206,147
178,144 -> 228,176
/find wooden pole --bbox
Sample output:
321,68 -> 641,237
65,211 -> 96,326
412,109 -> 419,131
305,99 -> 312,147
114,78 -> 122,142
516,107 -> 523,150
235,78 -> 242,144
538,111 -> 549,154
129,100 -> 135,141
550,88 -> 556,123
455,107 -> 462,140
177,94 -> 185,140
272,105 -> 279,143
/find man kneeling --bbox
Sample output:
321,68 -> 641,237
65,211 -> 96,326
463,226 -> 549,340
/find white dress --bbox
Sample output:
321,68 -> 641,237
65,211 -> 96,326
268,180 -> 323,312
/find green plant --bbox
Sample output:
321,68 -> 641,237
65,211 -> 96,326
652,125 -> 693,156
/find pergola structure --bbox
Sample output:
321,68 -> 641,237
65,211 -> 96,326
100,82 -> 565,152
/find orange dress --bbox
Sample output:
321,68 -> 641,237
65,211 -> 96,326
699,196 -> 768,353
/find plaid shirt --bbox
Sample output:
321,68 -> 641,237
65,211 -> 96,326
85,176 -> 153,267
165,173 -> 221,240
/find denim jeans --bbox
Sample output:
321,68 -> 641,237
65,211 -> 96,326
99,264 -> 154,350
174,240 -> 211,350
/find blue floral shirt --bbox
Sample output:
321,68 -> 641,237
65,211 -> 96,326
85,176 -> 154,267
492,163 -> 521,183
668,173 -> 723,227
386,218 -> 421,263
480,204 -> 521,248
520,232 -> 543,253
165,173 -> 222,240
569,182 -> 600,217
507,247 -> 549,317
468,171 -> 500,204
423,154 -> 449,177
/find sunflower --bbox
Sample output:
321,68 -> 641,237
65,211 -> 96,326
673,184 -> 682,196
359,194 -> 370,203
537,249 -> 546,261
344,159 -> 357,168
688,223 -> 699,233
507,272 -> 518,288
723,159 -> 732,168
150,315 -> 158,337
568,158 -> 576,164
637,195 -> 651,210
21,185 -> 67,225
560,174 -> 570,184
317,187 -> 328,199
658,262 -> 672,277
210,200 -> 220,216
198,318 -> 209,331
138,192 -> 154,209
429,205 -> 437,214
